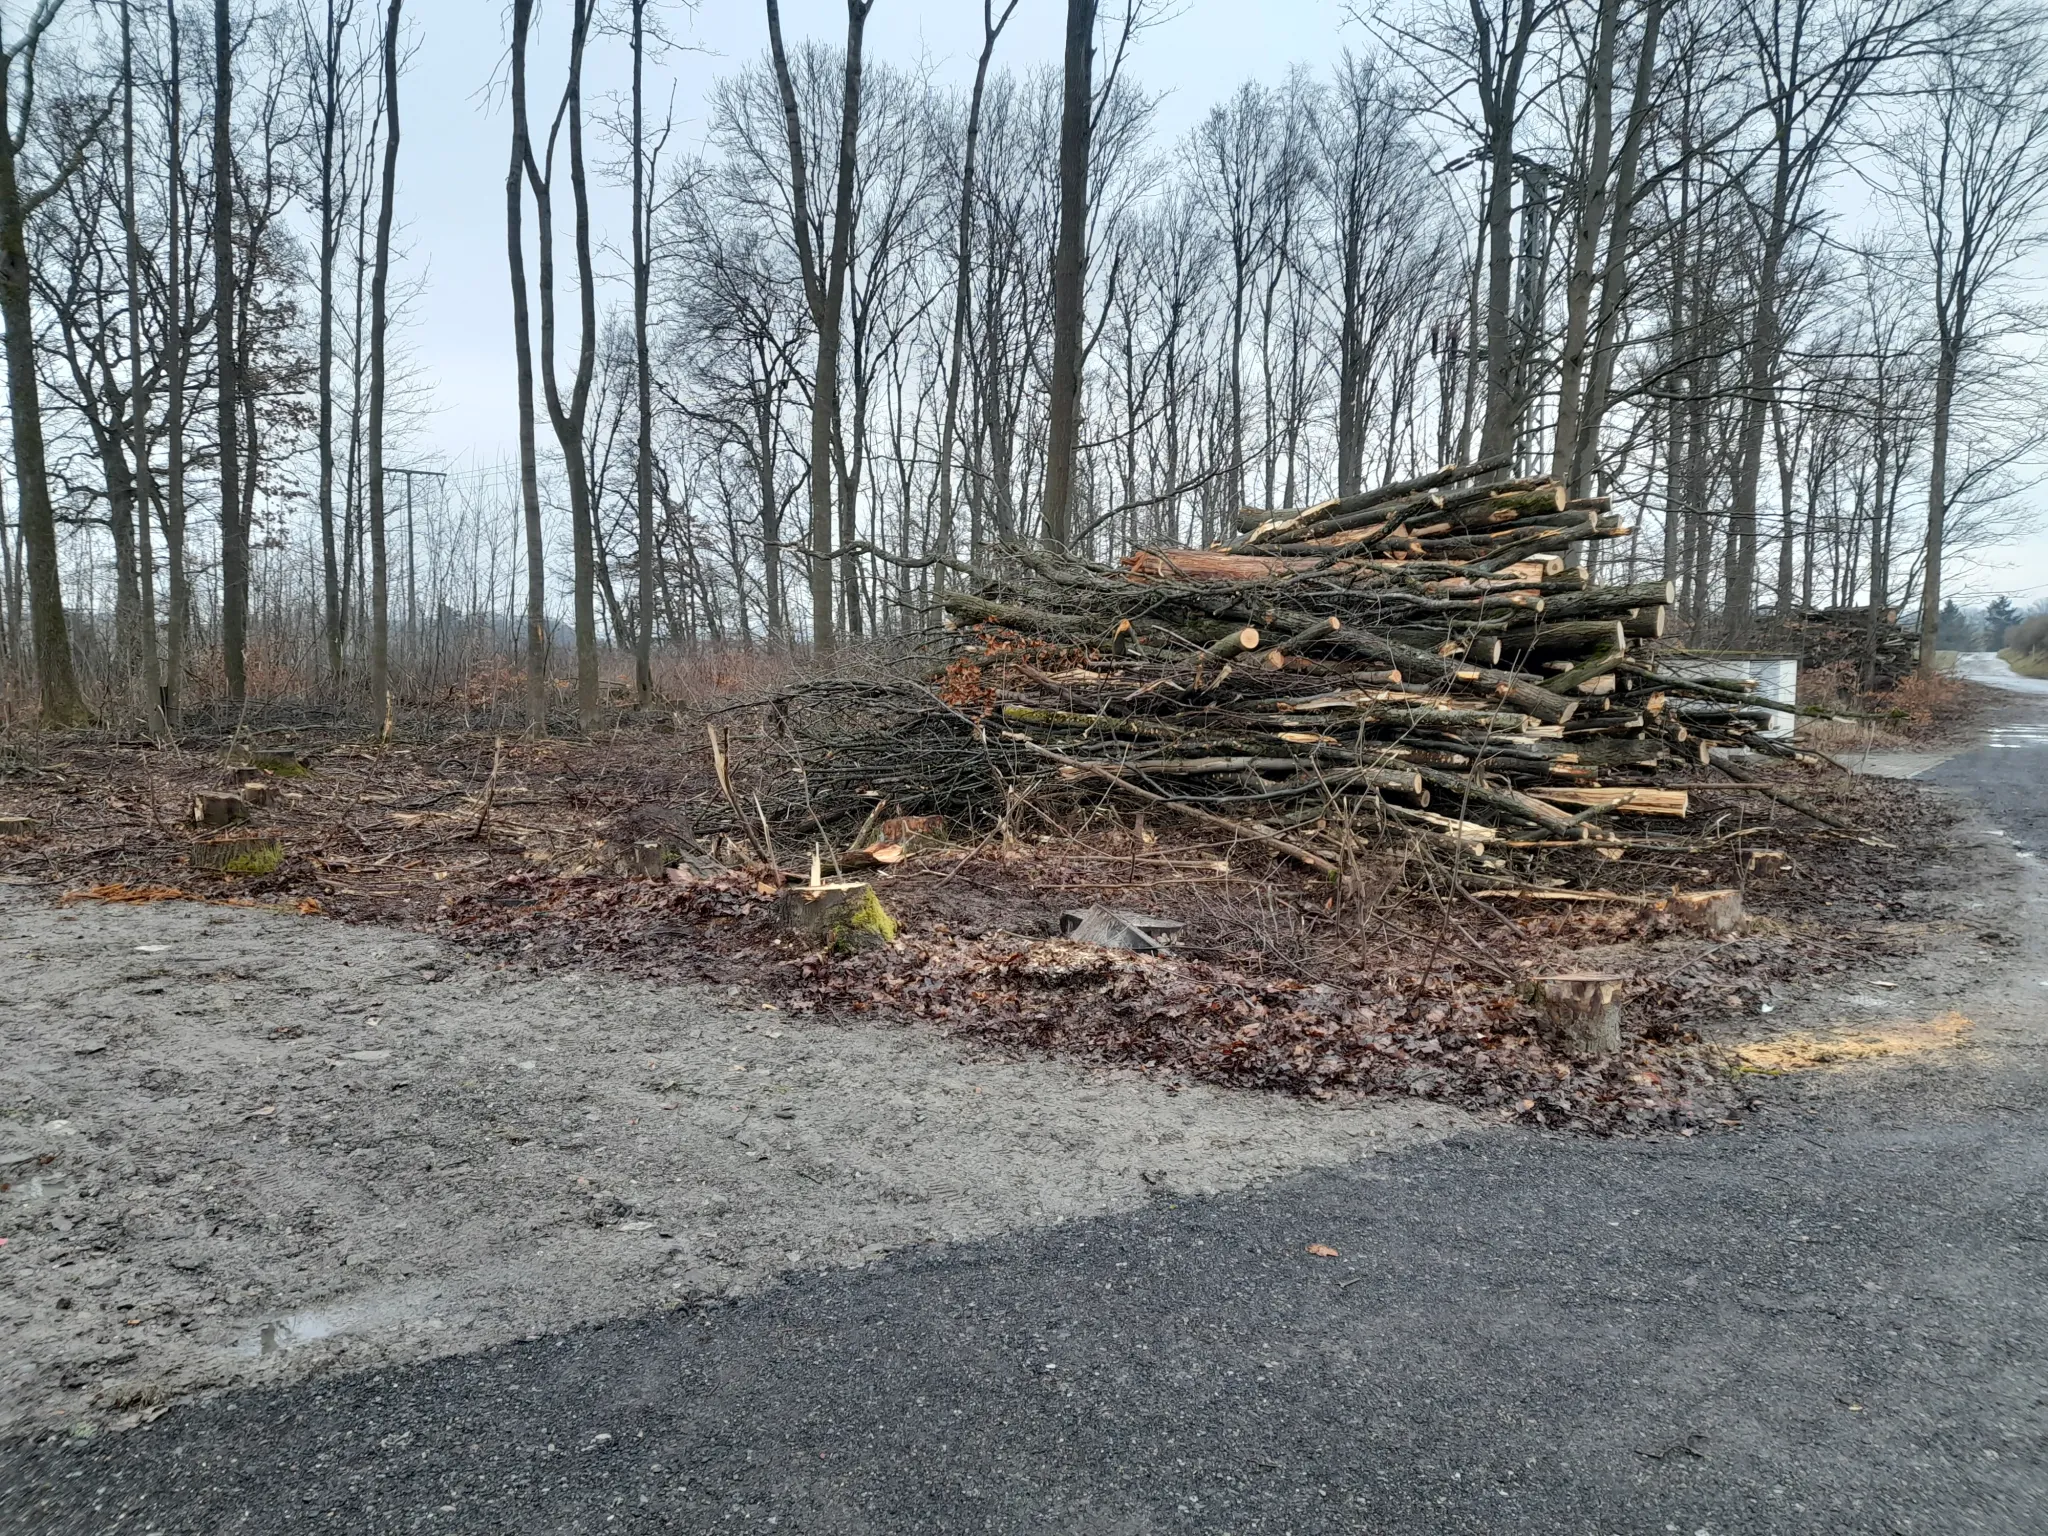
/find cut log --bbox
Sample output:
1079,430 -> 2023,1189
1258,615 -> 1342,667
1671,888 -> 1743,937
775,880 -> 899,953
1527,787 -> 1689,818
1198,626 -> 1261,663
877,814 -> 949,850
189,834 -> 284,875
191,792 -> 250,828
1528,973 -> 1625,1057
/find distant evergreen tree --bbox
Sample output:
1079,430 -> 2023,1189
1984,597 -> 2023,647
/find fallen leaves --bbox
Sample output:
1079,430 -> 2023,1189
62,883 -> 193,905
437,869 -> 1734,1134
1305,1244 -> 1340,1258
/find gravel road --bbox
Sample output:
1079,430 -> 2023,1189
5,689 -> 2046,1534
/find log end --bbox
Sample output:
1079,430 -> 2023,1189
1671,888 -> 1743,937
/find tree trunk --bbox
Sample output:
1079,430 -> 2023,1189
630,0 -> 656,702
162,0 -> 189,724
1474,0 -> 1536,467
506,0 -> 547,731
367,0 -> 401,719
935,0 -> 1015,584
1918,343 -> 1955,677
1549,0 -> 1620,489
1040,0 -> 1096,548
1571,0 -> 1662,494
315,0 -> 348,685
213,0 -> 244,704
0,24 -> 87,725
122,0 -> 164,729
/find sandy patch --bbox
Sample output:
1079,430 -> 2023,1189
0,887 -> 1466,1435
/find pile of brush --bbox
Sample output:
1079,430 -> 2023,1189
768,456 -> 1807,874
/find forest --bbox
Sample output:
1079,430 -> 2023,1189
0,0 -> 2045,731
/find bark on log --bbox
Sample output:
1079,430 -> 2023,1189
1529,973 -> 1625,1057
1528,786 -> 1688,818
776,880 -> 899,952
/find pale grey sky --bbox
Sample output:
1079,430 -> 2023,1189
403,0 -> 1354,468
394,0 -> 2047,608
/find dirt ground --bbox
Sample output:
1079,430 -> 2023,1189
0,690 -> 2014,1441
0,884 -> 1469,1438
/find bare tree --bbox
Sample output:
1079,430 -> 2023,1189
506,0 -> 546,729
1891,6 -> 2048,673
1039,0 -> 1095,548
212,0 -> 244,703
934,0 -> 1018,576
0,0 -> 94,723
523,0 -> 601,723
764,0 -> 872,652
365,0 -> 399,716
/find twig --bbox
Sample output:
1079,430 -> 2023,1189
473,736 -> 505,840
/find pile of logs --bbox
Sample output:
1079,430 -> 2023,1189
784,457 -> 1809,872
1756,605 -> 1917,689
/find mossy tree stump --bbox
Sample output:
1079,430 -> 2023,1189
190,834 -> 285,875
775,881 -> 898,954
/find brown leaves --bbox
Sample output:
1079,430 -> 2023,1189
61,883 -> 192,905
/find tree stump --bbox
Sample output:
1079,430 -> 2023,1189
240,780 -> 276,808
190,834 -> 284,875
1529,973 -> 1625,1057
624,841 -> 671,879
1671,888 -> 1743,937
0,815 -> 35,838
775,881 -> 898,954
1742,849 -> 1788,879
191,793 -> 251,828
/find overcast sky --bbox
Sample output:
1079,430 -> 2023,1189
394,0 -> 2047,608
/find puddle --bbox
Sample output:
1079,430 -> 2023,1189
1736,1011 -> 1973,1073
1984,724 -> 2048,750
249,1312 -> 346,1357
234,1293 -> 459,1358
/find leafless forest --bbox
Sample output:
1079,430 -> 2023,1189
1,0 -> 2045,730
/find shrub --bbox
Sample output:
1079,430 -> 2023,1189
2007,613 -> 2048,656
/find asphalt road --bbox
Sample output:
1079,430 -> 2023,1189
8,699 -> 2048,1536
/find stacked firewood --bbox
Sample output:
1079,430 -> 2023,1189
781,456 -> 1805,871
1757,605 -> 1917,689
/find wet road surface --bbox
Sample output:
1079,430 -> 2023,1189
7,694 -> 2048,1535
